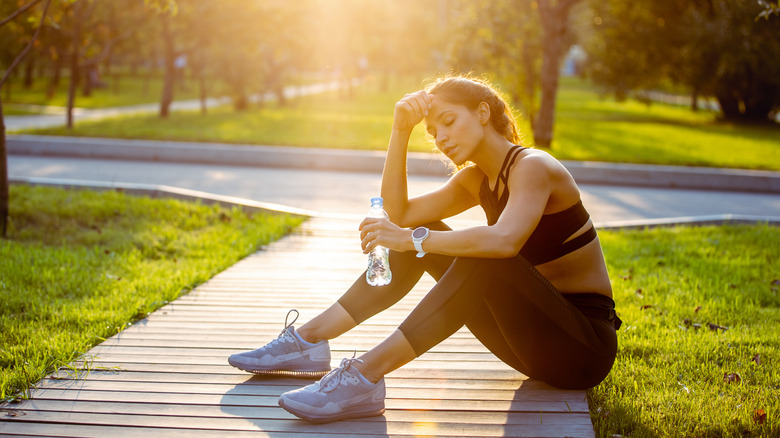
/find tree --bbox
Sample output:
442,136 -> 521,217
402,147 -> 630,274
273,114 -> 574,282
0,0 -> 53,237
445,0 -> 580,147
534,0 -> 583,147
57,0 -> 148,127
446,0 -> 542,128
586,0 -> 780,122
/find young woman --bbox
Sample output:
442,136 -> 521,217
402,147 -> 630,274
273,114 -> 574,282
228,75 -> 621,423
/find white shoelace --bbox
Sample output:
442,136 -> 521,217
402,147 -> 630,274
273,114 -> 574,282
318,356 -> 363,393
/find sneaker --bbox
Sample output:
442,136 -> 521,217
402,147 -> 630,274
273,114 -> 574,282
228,309 -> 331,378
278,356 -> 386,423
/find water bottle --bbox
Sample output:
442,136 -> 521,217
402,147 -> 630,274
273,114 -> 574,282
366,197 -> 392,286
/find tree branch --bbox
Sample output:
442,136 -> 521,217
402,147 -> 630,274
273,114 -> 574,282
0,0 -> 43,28
0,0 -> 52,88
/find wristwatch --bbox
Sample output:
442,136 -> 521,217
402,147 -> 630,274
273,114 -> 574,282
412,227 -> 429,258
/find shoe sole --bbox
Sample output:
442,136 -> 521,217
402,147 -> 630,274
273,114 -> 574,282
228,357 -> 329,378
278,398 -> 385,423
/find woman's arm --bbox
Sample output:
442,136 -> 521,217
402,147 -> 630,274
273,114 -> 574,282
380,91 -> 478,227
361,155 -> 554,258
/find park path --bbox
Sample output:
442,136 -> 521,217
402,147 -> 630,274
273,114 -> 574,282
3,81 -> 346,131
0,216 -> 595,437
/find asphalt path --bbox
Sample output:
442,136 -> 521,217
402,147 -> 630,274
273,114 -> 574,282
9,155 -> 780,228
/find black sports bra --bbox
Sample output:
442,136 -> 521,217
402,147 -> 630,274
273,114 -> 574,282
478,145 -> 597,265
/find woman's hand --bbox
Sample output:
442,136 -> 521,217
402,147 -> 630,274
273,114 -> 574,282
393,90 -> 433,133
359,217 -> 413,254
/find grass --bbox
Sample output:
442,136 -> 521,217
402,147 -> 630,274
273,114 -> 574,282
0,185 -> 305,401
551,79 -> 780,171
15,75 -> 434,152
593,224 -> 780,437
2,74 -> 205,109
15,75 -> 780,170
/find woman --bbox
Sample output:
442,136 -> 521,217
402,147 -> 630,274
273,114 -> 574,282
228,75 -> 621,424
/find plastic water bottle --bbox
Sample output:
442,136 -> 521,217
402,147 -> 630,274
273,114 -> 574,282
366,197 -> 392,286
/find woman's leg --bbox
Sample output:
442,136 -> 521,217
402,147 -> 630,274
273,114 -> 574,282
357,255 -> 617,389
298,222 -> 455,343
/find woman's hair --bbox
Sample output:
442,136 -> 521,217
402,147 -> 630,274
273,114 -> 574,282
425,75 -> 521,144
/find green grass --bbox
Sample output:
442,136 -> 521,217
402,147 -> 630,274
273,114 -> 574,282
17,75 -> 780,170
0,185 -> 304,400
593,224 -> 780,437
2,74 -> 204,109
16,75 -> 435,152
551,79 -> 780,171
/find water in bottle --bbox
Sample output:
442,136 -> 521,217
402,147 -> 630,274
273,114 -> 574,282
366,197 -> 392,286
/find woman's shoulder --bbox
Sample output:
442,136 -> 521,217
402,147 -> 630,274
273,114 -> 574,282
450,165 -> 486,195
514,148 -> 571,179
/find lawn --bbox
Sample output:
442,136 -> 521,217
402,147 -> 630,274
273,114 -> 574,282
0,185 -> 304,401
594,223 -> 780,437
2,73 -> 205,109
15,75 -> 780,171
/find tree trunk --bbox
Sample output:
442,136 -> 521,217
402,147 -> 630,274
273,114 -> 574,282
521,37 -> 537,131
0,0 -> 52,237
159,14 -> 176,118
47,53 -> 63,98
66,2 -> 85,129
534,0 -> 581,148
82,66 -> 93,97
66,46 -> 80,129
199,71 -> 207,115
715,90 -> 741,121
0,100 -> 8,237
23,56 -> 35,89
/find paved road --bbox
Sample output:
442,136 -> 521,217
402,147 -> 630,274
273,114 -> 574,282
9,155 -> 780,228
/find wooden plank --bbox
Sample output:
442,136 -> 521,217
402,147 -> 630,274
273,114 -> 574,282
46,370 -> 534,391
65,361 -> 528,381
31,379 -> 587,408
14,388 -> 583,414
5,399 -> 592,425
0,411 -> 596,437
0,423 -> 405,438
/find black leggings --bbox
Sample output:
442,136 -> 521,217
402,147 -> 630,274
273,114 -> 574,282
337,222 -> 619,390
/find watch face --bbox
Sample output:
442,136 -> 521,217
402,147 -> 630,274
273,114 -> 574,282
413,227 -> 428,239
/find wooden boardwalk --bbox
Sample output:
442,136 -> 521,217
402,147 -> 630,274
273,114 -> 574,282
0,217 -> 595,437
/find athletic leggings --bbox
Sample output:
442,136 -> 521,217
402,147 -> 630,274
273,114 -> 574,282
337,222 -> 620,390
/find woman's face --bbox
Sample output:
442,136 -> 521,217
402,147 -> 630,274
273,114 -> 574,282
424,96 -> 485,166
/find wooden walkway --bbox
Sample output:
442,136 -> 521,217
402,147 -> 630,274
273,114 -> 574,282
0,217 -> 595,437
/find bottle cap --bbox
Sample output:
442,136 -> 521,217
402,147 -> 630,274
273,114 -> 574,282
370,197 -> 383,207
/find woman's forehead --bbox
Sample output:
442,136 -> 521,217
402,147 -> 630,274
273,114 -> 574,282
426,97 -> 460,122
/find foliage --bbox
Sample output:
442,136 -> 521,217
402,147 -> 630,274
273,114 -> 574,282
445,0 -> 542,127
445,0 -> 583,147
593,224 -> 780,436
0,184 -> 304,400
586,0 -> 780,122
757,0 -> 780,20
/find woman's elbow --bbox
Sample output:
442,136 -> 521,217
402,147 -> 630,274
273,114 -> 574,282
492,238 -> 522,258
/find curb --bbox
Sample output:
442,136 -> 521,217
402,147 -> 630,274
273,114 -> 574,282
12,176 -> 780,228
8,134 -> 780,194
8,176 -> 345,219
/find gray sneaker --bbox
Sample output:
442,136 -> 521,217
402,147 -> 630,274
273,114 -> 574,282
278,357 -> 386,423
228,310 -> 331,378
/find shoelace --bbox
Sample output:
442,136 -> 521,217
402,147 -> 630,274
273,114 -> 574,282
318,356 -> 363,393
266,309 -> 303,354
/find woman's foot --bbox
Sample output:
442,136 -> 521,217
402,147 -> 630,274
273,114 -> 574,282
278,356 -> 386,423
228,309 -> 331,378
